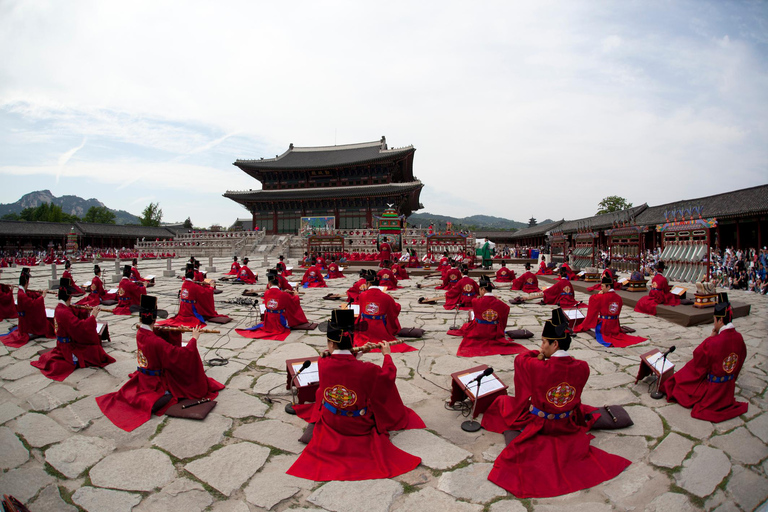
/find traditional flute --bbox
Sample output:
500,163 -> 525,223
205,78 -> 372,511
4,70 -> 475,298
133,324 -> 221,334
351,339 -> 407,354
8,284 -> 51,294
71,304 -> 115,313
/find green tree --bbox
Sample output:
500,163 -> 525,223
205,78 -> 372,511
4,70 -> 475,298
83,206 -> 116,224
14,203 -> 79,223
140,202 -> 163,227
183,217 -> 193,229
596,196 -> 633,215
1,213 -> 20,221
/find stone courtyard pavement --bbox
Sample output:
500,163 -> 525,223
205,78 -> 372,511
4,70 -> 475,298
1,257 -> 767,512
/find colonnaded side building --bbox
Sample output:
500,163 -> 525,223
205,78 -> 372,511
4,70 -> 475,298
224,137 -> 424,234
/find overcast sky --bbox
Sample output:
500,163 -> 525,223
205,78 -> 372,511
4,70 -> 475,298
1,0 -> 766,227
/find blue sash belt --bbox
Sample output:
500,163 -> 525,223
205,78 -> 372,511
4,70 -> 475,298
323,401 -> 367,417
476,319 -> 498,325
599,315 -> 619,320
529,405 -> 573,420
138,367 -> 162,377
707,374 -> 735,383
118,296 -> 131,302
266,309 -> 286,314
361,313 -> 385,321
181,298 -> 196,304
17,312 -> 25,317
57,336 -> 71,343
462,293 -> 476,297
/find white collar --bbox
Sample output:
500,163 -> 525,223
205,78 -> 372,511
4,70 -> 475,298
605,289 -> 615,294
121,276 -> 129,280
484,291 -> 494,296
139,324 -> 153,331
551,350 -> 570,358
720,323 -> 735,332
334,349 -> 352,355
58,300 -> 68,305
185,278 -> 194,282
18,285 -> 26,292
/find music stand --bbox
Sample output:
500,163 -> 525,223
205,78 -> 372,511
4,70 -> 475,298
285,356 -> 320,414
635,348 -> 675,399
450,365 -> 508,428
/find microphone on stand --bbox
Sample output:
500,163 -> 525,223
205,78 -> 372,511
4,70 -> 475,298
462,367 -> 494,432
449,304 -> 462,330
651,346 -> 676,400
285,360 -> 312,414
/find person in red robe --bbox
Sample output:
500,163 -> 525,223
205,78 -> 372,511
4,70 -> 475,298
225,256 -> 241,276
378,236 -> 393,268
353,276 -> 414,353
96,295 -> 225,432
236,275 -> 309,341
537,256 -> 553,275
376,261 -> 399,290
130,258 -> 154,286
482,313 -> 631,498
407,249 -> 421,268
634,261 -> 680,315
301,260 -> 327,288
464,249 -> 476,269
76,265 -> 117,307
495,261 -> 515,283
61,261 -> 85,296
444,268 -> 479,311
574,275 -> 647,348
585,264 -> 621,292
31,278 -> 115,381
540,268 -> 580,308
326,257 -> 344,279
436,262 -> 462,290
456,278 -> 526,357
0,279 -> 17,322
287,310 -> 421,481
1,269 -> 54,347
159,268 -> 226,328
236,258 -> 258,284
660,293 -> 748,422
276,255 -> 292,276
392,261 -> 409,280
511,263 -> 541,293
345,270 -> 370,303
114,265 -> 147,315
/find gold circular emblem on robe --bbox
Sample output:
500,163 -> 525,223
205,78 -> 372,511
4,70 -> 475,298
723,353 -> 738,374
546,382 -> 576,408
324,385 -> 357,408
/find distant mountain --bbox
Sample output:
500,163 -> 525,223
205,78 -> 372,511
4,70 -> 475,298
408,212 -> 554,231
0,190 -> 141,224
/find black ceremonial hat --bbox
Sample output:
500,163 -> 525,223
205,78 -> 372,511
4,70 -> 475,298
542,318 -> 570,341
140,295 -> 158,313
94,265 -> 101,274
327,309 -> 356,346
601,274 -> 614,285
714,292 -> 731,318
525,262 -> 531,270
59,277 -> 71,288
656,261 -> 666,271
123,264 -> 132,273
551,307 -> 569,328
21,267 -> 31,275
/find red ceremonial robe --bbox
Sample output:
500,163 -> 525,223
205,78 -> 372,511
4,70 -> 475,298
236,287 -> 308,341
96,325 -> 224,431
276,274 -> 293,291
276,260 -> 291,276
661,325 -> 748,422
379,242 -> 392,266
634,272 -> 680,315
495,267 -> 515,282
512,271 -> 541,293
392,263 -> 409,280
31,302 -> 115,381
76,275 -> 117,307
457,294 -> 526,357
1,287 -> 54,347
62,270 -> 85,295
326,262 -> 344,279
541,279 -> 580,308
159,280 -> 217,328
287,352 -> 421,481
586,269 -> 622,292
536,261 -> 553,275
574,291 -> 647,348
346,279 -> 366,303
354,288 -> 414,352
113,277 -> 146,315
376,268 -> 399,290
407,256 -> 420,268
437,268 -> 462,290
237,266 -> 257,284
301,266 -> 327,288
444,277 -> 479,311
484,350 -> 631,498
0,283 -> 17,321
225,261 -> 241,276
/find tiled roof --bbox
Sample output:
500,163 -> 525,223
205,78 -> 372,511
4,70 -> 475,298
558,204 -> 649,233
0,221 -> 175,238
235,138 -> 414,171
509,220 -> 565,239
635,184 -> 768,225
224,181 -> 423,202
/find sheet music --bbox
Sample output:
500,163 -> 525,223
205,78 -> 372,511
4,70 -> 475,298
369,286 -> 388,291
286,266 -> 294,271
577,271 -> 586,276
670,286 -> 686,295
259,304 -> 266,314
46,308 -> 55,318
82,281 -> 92,287
647,352 -> 675,373
619,278 -> 629,285
564,309 -> 585,320
292,361 -> 320,387
96,323 -> 104,333
145,275 -> 156,280
458,370 -> 505,398
108,289 -> 118,294
350,304 -> 360,315
287,282 -> 300,287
